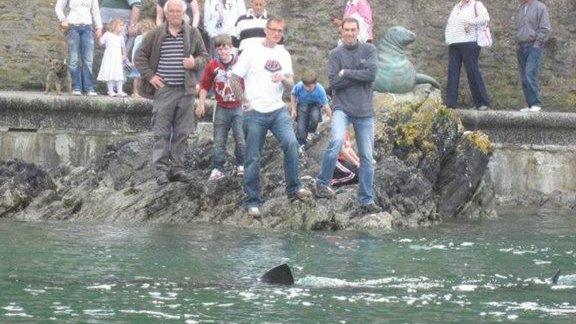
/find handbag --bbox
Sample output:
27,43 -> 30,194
474,1 -> 493,47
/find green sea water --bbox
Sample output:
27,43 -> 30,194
1,208 -> 575,323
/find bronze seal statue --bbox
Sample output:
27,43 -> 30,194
373,26 -> 440,94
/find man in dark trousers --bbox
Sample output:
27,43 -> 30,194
315,18 -> 382,215
135,0 -> 208,185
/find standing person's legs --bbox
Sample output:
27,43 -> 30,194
270,108 -> 301,195
316,110 -> 348,187
516,45 -> 530,107
296,103 -> 309,146
445,44 -> 463,108
171,89 -> 196,174
79,25 -> 95,92
523,47 -> 543,107
152,86 -> 178,177
67,26 -> 82,92
460,42 -> 490,108
243,111 -> 269,208
212,106 -> 232,171
230,108 -> 246,168
307,103 -> 322,134
352,116 -> 375,205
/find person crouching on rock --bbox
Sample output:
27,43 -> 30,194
331,131 -> 359,187
315,18 -> 382,215
229,16 -> 312,218
135,0 -> 209,186
290,69 -> 332,155
195,34 -> 246,181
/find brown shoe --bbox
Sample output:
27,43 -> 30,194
288,188 -> 312,202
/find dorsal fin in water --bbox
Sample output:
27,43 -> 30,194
551,269 -> 561,285
260,264 -> 294,285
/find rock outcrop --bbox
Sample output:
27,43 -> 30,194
1,86 -> 496,230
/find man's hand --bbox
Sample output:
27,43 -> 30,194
60,20 -> 69,31
338,69 -> 347,78
149,75 -> 165,89
183,55 -> 196,69
290,109 -> 297,120
195,103 -> 205,118
128,24 -> 138,37
271,72 -> 286,83
94,28 -> 102,39
325,105 -> 332,120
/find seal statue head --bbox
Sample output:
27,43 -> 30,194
381,26 -> 416,52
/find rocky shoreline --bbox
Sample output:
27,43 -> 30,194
0,86 -> 496,230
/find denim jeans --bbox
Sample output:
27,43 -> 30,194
296,102 -> 322,145
213,106 -> 245,170
317,109 -> 375,205
517,43 -> 543,107
445,42 -> 490,108
243,107 -> 301,208
67,24 -> 95,92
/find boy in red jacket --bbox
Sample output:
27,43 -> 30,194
196,34 -> 245,180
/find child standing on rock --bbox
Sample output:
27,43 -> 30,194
290,69 -> 331,154
97,18 -> 127,97
195,34 -> 245,181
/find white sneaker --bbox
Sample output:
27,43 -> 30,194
209,168 -> 224,181
107,91 -> 116,97
72,90 -> 82,96
236,165 -> 244,177
529,105 -> 541,112
117,91 -> 128,97
298,145 -> 305,155
86,91 -> 98,96
306,133 -> 313,142
520,107 -> 530,112
247,206 -> 261,218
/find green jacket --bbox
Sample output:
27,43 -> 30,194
135,23 -> 208,99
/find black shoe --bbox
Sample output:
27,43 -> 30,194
314,185 -> 335,199
170,171 -> 193,183
156,173 -> 169,186
359,203 -> 382,215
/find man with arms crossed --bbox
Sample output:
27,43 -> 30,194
135,0 -> 208,185
230,17 -> 311,218
315,18 -> 382,215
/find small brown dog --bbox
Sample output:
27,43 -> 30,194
45,58 -> 71,95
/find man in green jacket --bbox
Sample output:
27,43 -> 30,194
135,0 -> 208,186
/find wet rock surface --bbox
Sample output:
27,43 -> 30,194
2,87 -> 496,230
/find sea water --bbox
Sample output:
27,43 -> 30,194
1,208 -> 575,322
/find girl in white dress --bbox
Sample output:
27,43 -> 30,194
97,18 -> 127,97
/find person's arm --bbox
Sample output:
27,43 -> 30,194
342,146 -> 360,167
470,1 -> 489,26
55,0 -> 67,22
203,0 -> 216,37
91,0 -> 103,37
329,50 -> 356,90
134,31 -> 161,86
534,5 -> 551,48
155,4 -> 164,25
196,61 -> 213,118
196,88 -> 208,118
230,74 -> 245,107
191,28 -> 209,70
128,2 -> 141,37
341,45 -> 377,82
190,0 -> 200,28
290,93 -> 298,120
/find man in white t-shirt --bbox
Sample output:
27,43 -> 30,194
230,16 -> 311,218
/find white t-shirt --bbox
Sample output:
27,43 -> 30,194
232,42 -> 293,113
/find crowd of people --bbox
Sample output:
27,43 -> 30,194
54,0 -> 552,217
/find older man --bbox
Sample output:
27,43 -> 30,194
516,0 -> 551,112
230,17 -> 311,217
315,18 -> 381,215
135,0 -> 208,185
234,0 -> 272,52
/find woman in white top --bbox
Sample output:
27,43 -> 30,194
444,0 -> 491,110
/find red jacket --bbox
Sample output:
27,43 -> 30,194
199,55 -> 243,109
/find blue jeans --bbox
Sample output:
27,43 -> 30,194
243,107 -> 301,208
67,25 -> 95,92
213,106 -> 245,170
317,109 -> 375,205
445,42 -> 490,108
517,43 -> 543,107
296,102 -> 322,145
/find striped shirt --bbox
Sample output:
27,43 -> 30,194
234,9 -> 284,51
157,30 -> 186,86
445,0 -> 489,45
